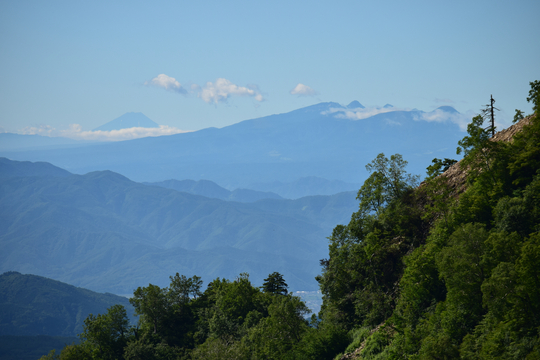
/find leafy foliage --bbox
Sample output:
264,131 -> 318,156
316,81 -> 540,359
425,157 -> 457,179
357,153 -> 420,215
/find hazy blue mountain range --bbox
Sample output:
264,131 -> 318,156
0,102 -> 465,190
145,179 -> 283,202
0,158 -> 358,293
0,133 -> 94,151
0,271 -> 134,337
93,112 -> 159,131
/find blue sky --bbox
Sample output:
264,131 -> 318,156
1,0 -> 539,140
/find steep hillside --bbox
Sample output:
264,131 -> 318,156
325,109 -> 540,359
433,115 -> 535,197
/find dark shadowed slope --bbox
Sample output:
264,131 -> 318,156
0,271 -> 134,337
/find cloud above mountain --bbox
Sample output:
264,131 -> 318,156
199,78 -> 264,104
18,124 -> 190,141
145,74 -> 187,94
324,104 -> 474,130
290,83 -> 318,96
145,74 -> 264,104
413,109 -> 473,130
324,106 -> 404,120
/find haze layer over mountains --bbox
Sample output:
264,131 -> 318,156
0,101 -> 465,194
0,158 -> 358,293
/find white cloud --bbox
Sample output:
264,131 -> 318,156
18,125 -> 56,136
324,106 -> 474,130
198,78 -> 264,104
324,106 -> 404,120
413,109 -> 473,131
290,83 -> 318,96
145,74 -> 186,94
18,124 -> 191,141
145,75 -> 264,105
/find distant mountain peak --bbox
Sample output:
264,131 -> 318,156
347,100 -> 365,109
435,106 -> 459,114
93,112 -> 159,131
383,104 -> 393,108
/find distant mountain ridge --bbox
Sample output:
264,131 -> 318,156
0,101 -> 465,190
0,158 -> 359,293
145,179 -> 283,202
248,176 -> 362,199
0,157 -> 71,178
0,133 -> 95,152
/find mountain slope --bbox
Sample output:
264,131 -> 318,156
0,271 -> 134,337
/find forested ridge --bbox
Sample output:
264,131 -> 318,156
41,82 -> 540,359
0,272 -> 134,337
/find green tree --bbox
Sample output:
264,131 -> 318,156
80,304 -> 131,360
357,153 -> 419,215
527,80 -> 540,114
317,153 -> 424,330
248,294 -> 311,359
261,272 -> 288,295
457,114 -> 495,171
130,284 -> 168,335
513,109 -> 525,123
168,273 -> 203,304
508,82 -> 540,187
426,157 -> 457,179
38,349 -> 59,360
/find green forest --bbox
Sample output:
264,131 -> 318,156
41,81 -> 540,359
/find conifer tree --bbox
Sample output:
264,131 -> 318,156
261,272 -> 288,295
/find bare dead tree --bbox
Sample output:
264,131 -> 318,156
481,95 -> 499,137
